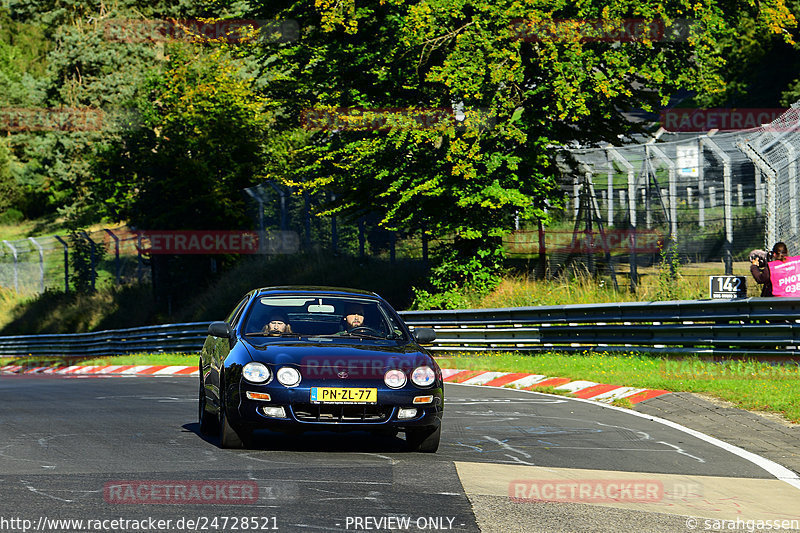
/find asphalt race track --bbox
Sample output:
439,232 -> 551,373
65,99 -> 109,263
1,375 -> 799,533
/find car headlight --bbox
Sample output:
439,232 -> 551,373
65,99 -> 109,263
276,366 -> 301,387
384,369 -> 407,389
242,362 -> 271,384
411,366 -> 436,387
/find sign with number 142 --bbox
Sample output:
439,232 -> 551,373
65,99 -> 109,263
709,276 -> 747,299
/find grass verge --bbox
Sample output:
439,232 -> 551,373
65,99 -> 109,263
4,350 -> 798,424
437,352 -> 800,423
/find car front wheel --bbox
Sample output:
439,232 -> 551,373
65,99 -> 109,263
218,378 -> 251,449
405,425 -> 440,453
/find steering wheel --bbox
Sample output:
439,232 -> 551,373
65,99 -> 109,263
348,326 -> 383,337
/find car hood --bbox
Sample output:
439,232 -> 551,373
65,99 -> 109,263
245,341 -> 436,374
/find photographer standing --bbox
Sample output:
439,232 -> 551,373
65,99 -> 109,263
750,242 -> 789,296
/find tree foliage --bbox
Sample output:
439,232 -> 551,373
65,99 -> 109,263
1,0 -> 798,300
91,44 -> 272,230
250,0 -> 795,292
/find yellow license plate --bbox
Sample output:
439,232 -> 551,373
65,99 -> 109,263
310,387 -> 377,404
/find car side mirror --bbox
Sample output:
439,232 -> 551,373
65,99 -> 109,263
208,321 -> 232,339
413,328 -> 436,345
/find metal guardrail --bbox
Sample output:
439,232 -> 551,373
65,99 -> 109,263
0,323 -> 209,358
2,298 -> 800,359
401,298 -> 800,358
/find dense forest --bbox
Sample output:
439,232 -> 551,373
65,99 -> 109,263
1,0 -> 799,300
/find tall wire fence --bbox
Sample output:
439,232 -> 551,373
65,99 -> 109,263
0,227 -> 149,294
8,104 -> 800,296
548,106 -> 800,290
737,103 -> 800,254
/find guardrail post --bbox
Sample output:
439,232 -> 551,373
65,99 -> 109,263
2,240 -> 18,291
28,237 -> 45,293
54,235 -> 69,293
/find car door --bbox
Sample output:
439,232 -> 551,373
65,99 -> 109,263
203,293 -> 251,410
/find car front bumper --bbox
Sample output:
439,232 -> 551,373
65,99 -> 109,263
233,381 -> 443,431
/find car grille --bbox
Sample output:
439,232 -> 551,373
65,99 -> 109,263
291,403 -> 393,423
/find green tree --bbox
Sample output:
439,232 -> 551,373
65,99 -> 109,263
250,0 -> 795,297
0,136 -> 24,220
1,0 -> 232,221
90,43 -> 273,307
92,44 -> 271,230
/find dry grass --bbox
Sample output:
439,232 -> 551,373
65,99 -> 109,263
474,261 -> 759,308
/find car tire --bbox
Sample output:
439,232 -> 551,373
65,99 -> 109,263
218,377 -> 251,449
405,424 -> 440,453
198,374 -> 217,435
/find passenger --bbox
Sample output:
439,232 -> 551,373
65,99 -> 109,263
750,242 -> 789,297
262,314 -> 292,336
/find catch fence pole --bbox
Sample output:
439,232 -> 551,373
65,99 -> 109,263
28,237 -> 44,293
54,235 -> 69,292
2,240 -> 18,291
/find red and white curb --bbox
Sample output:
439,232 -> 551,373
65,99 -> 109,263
440,368 -> 670,405
0,365 -> 669,404
0,364 -> 198,376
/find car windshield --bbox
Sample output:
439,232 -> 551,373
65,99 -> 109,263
242,295 -> 406,341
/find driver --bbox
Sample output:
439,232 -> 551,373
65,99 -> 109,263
342,304 -> 365,331
337,303 -> 385,337
262,314 -> 292,336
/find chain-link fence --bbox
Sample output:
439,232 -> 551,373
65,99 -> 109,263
13,105 -> 800,297
242,183 -> 425,262
0,227 -> 150,295
737,103 -> 800,254
549,117 -> 780,290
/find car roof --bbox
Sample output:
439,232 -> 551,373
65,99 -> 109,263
253,286 -> 381,299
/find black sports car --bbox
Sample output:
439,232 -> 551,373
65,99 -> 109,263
198,286 -> 443,451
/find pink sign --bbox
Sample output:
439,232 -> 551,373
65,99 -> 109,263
768,256 -> 800,296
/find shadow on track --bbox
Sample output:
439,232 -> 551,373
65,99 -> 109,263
182,422 -> 412,452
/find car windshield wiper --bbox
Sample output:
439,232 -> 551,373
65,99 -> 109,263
347,333 -> 386,339
244,332 -> 300,337
312,332 -> 386,340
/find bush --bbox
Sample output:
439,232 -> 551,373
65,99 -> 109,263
0,208 -> 23,225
